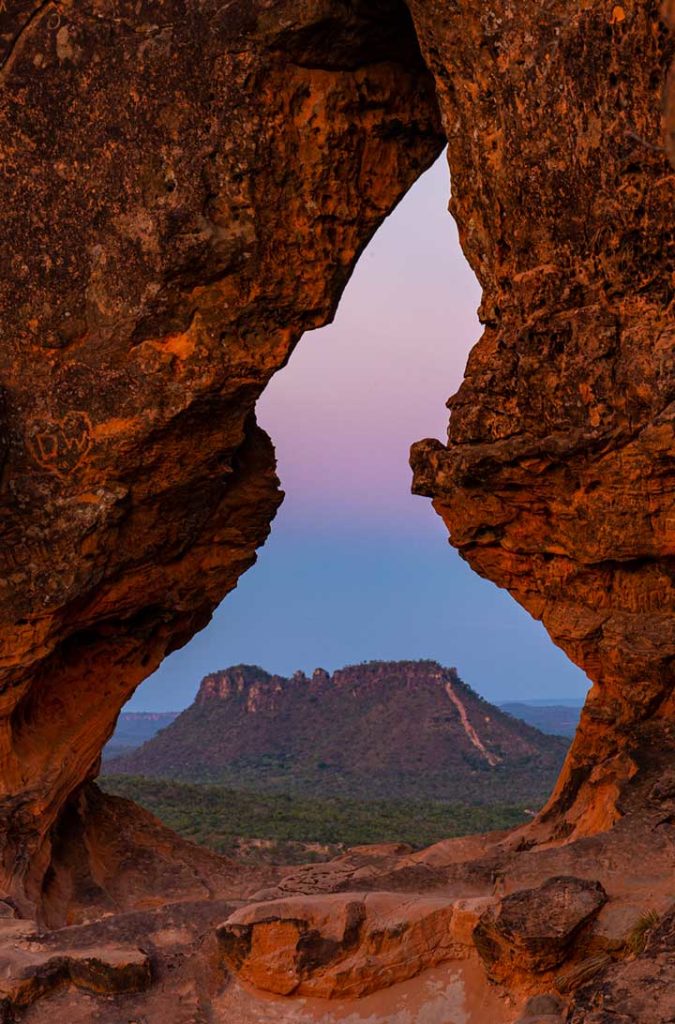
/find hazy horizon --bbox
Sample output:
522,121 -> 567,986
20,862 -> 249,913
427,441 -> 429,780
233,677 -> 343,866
127,155 -> 589,714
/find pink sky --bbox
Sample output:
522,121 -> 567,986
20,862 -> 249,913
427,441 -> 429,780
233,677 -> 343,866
257,153 -> 480,531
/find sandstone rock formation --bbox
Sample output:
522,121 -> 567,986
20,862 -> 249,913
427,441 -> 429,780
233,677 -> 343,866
39,782 -> 281,928
0,0 -> 673,1018
473,876 -> 607,981
0,0 -> 443,908
0,921 -> 151,1016
218,891 -> 464,997
409,0 -> 675,839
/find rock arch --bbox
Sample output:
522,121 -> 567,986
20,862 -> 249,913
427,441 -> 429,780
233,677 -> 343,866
0,0 -> 672,919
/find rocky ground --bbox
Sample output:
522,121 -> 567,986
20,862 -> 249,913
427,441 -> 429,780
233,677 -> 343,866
1,724 -> 672,1023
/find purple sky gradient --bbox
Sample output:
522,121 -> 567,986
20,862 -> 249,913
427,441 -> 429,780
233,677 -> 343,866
128,156 -> 590,712
257,153 -> 477,531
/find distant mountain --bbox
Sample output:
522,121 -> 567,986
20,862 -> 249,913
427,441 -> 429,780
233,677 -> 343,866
103,712 -> 179,761
511,698 -> 585,707
499,702 -> 582,738
107,661 -> 569,804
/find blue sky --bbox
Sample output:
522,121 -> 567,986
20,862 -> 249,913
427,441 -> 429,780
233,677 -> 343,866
128,156 -> 589,712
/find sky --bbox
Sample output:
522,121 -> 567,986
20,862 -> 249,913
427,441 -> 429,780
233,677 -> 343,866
128,154 -> 589,712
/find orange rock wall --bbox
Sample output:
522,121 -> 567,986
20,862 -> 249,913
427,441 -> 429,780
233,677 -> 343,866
409,0 -> 675,838
0,0 -> 443,907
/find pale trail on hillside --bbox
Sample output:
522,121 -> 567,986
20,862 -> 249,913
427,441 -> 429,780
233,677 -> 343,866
444,683 -> 501,767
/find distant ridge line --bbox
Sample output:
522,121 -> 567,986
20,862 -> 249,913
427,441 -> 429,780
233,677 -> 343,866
107,660 -> 570,805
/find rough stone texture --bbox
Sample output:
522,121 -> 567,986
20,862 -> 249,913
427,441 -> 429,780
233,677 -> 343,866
0,919 -> 151,1020
37,783 -> 281,929
0,0 -> 443,908
666,0 -> 675,166
409,0 -> 675,840
0,899 -> 235,1024
567,906 -> 675,1024
0,890 -> 512,1024
473,876 -> 607,981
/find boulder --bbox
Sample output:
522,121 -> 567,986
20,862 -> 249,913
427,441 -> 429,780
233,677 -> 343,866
473,876 -> 607,979
217,891 -> 470,998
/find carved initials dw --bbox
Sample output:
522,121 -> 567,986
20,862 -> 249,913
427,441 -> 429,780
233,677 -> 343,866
27,411 -> 93,477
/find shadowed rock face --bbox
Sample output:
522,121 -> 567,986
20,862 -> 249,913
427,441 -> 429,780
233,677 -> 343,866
0,0 -> 673,924
0,0 -> 443,907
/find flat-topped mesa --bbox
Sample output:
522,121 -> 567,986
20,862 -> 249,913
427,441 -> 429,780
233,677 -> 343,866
196,661 -> 462,703
195,660 -> 464,705
109,660 -> 568,807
